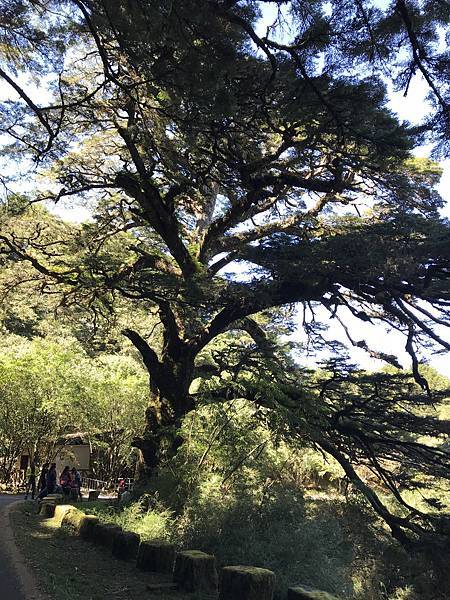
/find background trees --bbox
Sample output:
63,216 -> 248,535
0,334 -> 148,485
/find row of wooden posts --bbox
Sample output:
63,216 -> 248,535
38,494 -> 338,600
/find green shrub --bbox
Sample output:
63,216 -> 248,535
175,480 -> 354,599
79,497 -> 173,542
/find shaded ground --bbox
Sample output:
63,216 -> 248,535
0,495 -> 27,600
10,503 -> 209,600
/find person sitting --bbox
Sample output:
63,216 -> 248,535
60,466 -> 72,497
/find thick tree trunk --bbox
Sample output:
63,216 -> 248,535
133,353 -> 195,481
133,401 -> 188,481
123,326 -> 198,480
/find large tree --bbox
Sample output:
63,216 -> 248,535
1,0 -> 450,545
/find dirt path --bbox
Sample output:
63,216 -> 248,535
0,495 -> 44,600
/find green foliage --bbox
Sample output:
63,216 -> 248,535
176,482 -> 354,598
81,498 -> 173,542
128,395 -> 448,599
0,333 -> 148,482
145,384 -> 450,596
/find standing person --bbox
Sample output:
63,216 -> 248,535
71,467 -> 82,501
117,478 -> 125,500
37,463 -> 49,494
37,463 -> 57,501
46,463 -> 57,494
24,461 -> 36,500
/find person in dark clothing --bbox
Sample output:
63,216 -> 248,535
24,461 -> 36,500
37,463 -> 57,500
60,466 -> 72,496
46,463 -> 57,492
37,463 -> 49,494
71,467 -> 82,500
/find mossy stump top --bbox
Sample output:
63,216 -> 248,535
219,565 -> 275,600
53,504 -> 78,526
288,585 -> 340,600
39,499 -> 55,507
39,502 -> 55,518
46,494 -> 64,504
61,508 -> 85,533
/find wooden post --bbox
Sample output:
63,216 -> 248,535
136,541 -> 176,573
219,565 -> 275,600
93,523 -> 123,549
112,530 -> 140,561
173,550 -> 218,594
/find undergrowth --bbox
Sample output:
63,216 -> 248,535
79,485 -> 449,599
77,399 -> 450,600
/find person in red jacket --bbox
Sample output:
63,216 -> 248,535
60,465 -> 72,496
117,478 -> 125,500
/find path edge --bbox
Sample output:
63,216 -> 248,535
3,501 -> 49,600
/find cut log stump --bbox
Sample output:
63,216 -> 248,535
93,523 -> 123,549
288,586 -> 340,600
39,502 -> 55,517
53,504 -> 78,526
136,541 -> 175,573
61,508 -> 85,533
173,550 -> 218,594
46,494 -> 64,504
219,565 -> 275,600
78,514 -> 99,540
112,530 -> 140,561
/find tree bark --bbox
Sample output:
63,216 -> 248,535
126,330 -> 196,480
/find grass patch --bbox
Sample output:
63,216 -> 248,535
10,502 -> 193,600
78,498 -> 173,542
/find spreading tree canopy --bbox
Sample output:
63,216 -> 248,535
0,0 -> 450,547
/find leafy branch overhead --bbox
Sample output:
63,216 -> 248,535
0,0 -> 449,548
